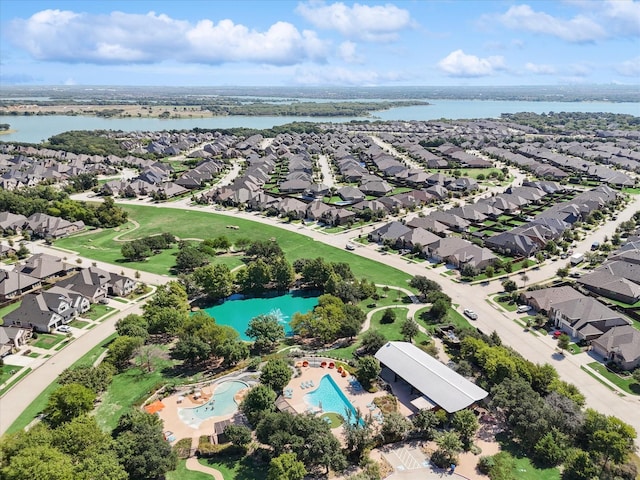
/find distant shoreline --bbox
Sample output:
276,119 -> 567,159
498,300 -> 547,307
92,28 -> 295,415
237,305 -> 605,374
0,129 -> 16,135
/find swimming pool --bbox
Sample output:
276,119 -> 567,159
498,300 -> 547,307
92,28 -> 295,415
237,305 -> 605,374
179,381 -> 248,427
304,374 -> 361,425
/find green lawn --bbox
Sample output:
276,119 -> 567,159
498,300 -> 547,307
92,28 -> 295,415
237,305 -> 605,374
166,460 -> 212,480
94,350 -> 178,431
56,204 -> 415,288
6,334 -> 116,434
0,368 -> 32,397
83,304 -> 115,321
70,319 -> 90,329
587,362 -> 640,395
0,363 -> 22,385
198,452 -> 268,480
491,294 -> 518,312
31,333 -> 66,350
497,434 -> 560,480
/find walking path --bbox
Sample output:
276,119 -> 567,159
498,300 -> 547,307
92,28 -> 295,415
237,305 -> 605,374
185,457 -> 223,480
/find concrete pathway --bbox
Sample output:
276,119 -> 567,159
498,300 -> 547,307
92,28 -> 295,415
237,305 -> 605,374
185,457 -> 224,480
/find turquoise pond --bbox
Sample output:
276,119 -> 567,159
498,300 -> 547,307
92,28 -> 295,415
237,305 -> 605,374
202,291 -> 318,340
304,374 -> 362,425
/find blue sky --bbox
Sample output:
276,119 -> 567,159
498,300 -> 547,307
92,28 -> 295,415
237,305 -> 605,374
1,0 -> 638,86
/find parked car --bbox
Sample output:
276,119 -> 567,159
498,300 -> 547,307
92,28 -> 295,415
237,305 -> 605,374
463,308 -> 478,320
345,243 -> 355,251
56,325 -> 71,333
99,297 -> 110,304
517,305 -> 532,313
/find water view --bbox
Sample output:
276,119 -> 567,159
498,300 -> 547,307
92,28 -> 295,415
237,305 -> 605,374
2,99 -> 638,143
202,291 -> 319,340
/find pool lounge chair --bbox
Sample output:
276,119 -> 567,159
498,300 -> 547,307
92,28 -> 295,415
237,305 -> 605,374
308,380 -> 314,388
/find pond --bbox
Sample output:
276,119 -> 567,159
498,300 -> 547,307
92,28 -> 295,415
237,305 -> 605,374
202,291 -> 319,340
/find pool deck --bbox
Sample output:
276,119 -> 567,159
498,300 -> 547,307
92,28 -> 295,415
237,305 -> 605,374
283,359 -> 413,430
156,378 -> 254,443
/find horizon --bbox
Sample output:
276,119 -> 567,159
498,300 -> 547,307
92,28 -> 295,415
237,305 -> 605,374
1,0 -> 638,87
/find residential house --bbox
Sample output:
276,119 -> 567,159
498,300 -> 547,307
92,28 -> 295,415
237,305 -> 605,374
56,267 -> 111,303
427,237 -> 473,263
0,325 -> 31,357
0,212 -> 27,235
26,213 -> 85,239
577,270 -> 640,305
15,253 -> 75,281
368,222 -> 412,244
4,291 -> 76,332
109,273 -> 136,297
550,297 -> 631,341
520,286 -> 585,314
591,325 -> 640,371
0,270 -> 42,301
447,244 -> 498,271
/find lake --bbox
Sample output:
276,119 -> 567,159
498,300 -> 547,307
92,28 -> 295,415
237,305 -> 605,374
1,99 -> 638,143
202,291 -> 319,340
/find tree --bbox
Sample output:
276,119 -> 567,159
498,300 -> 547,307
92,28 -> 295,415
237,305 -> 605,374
452,409 -> 479,448
136,344 -> 165,373
401,318 -> 419,343
268,453 -> 307,480
356,356 -> 381,389
115,314 -> 149,340
238,259 -> 271,293
633,369 -> 640,384
58,363 -> 115,394
485,265 -> 495,278
409,275 -> 441,299
360,330 -> 386,355
271,256 -> 295,291
107,335 -> 144,371
193,264 -> 234,300
2,445 -> 75,480
121,241 -> 151,262
114,411 -> 177,480
557,333 -> 570,354
44,384 -> 96,427
556,266 -> 569,279
224,424 -> 252,449
245,314 -> 285,353
502,279 -> 517,293
432,431 -> 463,468
260,359 -> 292,393
173,334 -> 211,366
430,298 -> 449,320
175,245 -> 209,272
380,411 -> 412,444
241,384 -> 276,425
534,430 -> 567,466
343,409 -> 374,461
562,449 -> 598,480
412,409 -> 439,439
380,309 -> 396,324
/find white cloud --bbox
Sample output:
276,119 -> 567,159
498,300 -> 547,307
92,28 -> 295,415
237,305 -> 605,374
337,41 -> 363,63
7,9 -> 329,65
293,66 -> 407,85
295,1 -> 412,42
602,0 -> 640,37
494,4 -> 605,42
437,50 -> 505,77
616,56 -> 640,77
524,62 -> 556,75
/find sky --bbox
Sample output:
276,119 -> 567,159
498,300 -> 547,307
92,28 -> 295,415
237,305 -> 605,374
0,0 -> 638,87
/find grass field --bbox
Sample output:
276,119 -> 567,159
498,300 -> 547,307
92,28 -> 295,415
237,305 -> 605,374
166,460 -> 212,480
83,304 -> 115,321
0,363 -> 22,385
56,204 -> 415,288
70,319 -> 90,329
94,348 -> 178,431
199,451 -> 268,480
497,434 -> 560,480
31,333 -> 66,350
587,362 -> 640,395
0,367 -> 31,397
6,334 -> 116,434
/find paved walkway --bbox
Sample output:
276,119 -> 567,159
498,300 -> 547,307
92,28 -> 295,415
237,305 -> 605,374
185,457 -> 223,480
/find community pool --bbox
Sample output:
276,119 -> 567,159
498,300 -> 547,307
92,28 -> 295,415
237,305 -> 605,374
304,374 -> 361,425
202,291 -> 318,340
178,380 -> 248,427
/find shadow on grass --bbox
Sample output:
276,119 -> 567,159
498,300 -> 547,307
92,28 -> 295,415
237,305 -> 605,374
201,448 -> 269,480
495,432 -> 554,470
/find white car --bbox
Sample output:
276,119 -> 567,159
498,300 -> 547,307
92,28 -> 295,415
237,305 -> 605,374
56,325 -> 71,333
463,309 -> 478,320
345,243 -> 355,251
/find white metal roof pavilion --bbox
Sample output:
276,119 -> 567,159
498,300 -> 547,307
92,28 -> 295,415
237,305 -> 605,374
375,341 -> 488,413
